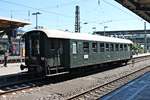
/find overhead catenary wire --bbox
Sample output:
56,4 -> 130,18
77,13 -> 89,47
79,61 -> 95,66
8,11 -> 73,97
0,0 -> 93,24
0,0 -> 74,18
0,0 -> 142,22
80,0 -> 143,26
0,0 -> 146,31
102,0 -> 143,21
40,0 -> 83,9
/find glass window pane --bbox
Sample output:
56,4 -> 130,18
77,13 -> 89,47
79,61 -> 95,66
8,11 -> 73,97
92,42 -> 97,52
120,44 -> 123,51
32,39 -> 40,56
115,44 -> 119,51
100,43 -> 105,52
110,43 -> 114,51
124,44 -> 127,51
83,42 -> 89,53
72,42 -> 77,54
106,43 -> 109,51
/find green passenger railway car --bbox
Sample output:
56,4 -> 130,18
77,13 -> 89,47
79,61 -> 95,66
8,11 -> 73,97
20,29 -> 133,76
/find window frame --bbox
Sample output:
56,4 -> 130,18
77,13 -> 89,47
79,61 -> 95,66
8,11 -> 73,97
115,44 -> 119,51
83,42 -> 89,53
72,41 -> 77,54
110,43 -> 114,51
92,42 -> 98,53
120,44 -> 123,51
105,43 -> 110,52
100,43 -> 105,52
124,44 -> 128,51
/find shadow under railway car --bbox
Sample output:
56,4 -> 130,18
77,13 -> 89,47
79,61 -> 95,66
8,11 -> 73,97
20,29 -> 133,76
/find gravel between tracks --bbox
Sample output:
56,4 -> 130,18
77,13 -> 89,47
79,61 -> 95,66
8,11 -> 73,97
0,58 -> 150,100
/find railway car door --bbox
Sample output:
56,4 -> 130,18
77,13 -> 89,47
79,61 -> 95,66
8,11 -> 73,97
48,39 -> 62,67
46,38 -> 69,75
31,39 -> 40,57
25,32 -> 44,73
29,35 -> 41,64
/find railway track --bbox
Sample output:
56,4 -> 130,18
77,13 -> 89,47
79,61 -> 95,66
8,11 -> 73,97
0,82 -> 36,95
66,66 -> 150,100
0,73 -> 46,96
131,55 -> 150,63
0,55 -> 149,98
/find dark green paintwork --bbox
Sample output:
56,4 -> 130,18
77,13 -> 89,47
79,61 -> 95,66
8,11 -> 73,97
69,39 -> 131,68
24,31 -> 132,74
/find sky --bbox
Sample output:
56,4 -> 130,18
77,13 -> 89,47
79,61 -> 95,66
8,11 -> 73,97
0,0 -> 150,33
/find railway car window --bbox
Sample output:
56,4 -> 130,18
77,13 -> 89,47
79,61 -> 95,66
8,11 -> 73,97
115,44 -> 119,51
127,45 -> 130,51
120,44 -> 123,51
92,42 -> 97,53
83,42 -> 89,53
32,39 -> 40,56
110,43 -> 114,51
124,44 -> 127,51
72,42 -> 77,54
100,43 -> 105,52
29,39 -> 32,55
106,43 -> 109,51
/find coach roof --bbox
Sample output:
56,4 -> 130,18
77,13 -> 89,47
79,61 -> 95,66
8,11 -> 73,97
27,29 -> 133,44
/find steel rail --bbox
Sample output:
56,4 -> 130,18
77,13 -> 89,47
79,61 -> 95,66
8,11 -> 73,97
0,54 -> 149,97
66,66 -> 150,100
0,75 -> 45,96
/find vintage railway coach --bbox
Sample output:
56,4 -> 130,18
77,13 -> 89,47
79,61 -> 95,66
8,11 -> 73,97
21,29 -> 133,76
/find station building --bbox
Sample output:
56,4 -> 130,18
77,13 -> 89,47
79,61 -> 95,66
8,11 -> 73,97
113,0 -> 150,52
94,30 -> 150,52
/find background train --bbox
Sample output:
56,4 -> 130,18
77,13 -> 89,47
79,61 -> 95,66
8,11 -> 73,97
20,29 -> 133,76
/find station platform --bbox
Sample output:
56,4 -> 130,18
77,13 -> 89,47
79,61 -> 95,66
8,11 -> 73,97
0,62 -> 26,76
133,52 -> 150,58
101,72 -> 150,100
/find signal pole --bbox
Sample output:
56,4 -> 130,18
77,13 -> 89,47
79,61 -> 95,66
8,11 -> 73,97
144,22 -> 147,53
75,5 -> 80,33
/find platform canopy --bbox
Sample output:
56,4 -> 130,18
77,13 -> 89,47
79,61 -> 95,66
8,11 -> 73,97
0,17 -> 31,54
0,16 -> 31,30
115,0 -> 150,23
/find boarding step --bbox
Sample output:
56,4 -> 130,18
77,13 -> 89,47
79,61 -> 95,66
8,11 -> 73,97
48,66 -> 65,71
46,71 -> 69,77
47,66 -> 68,75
